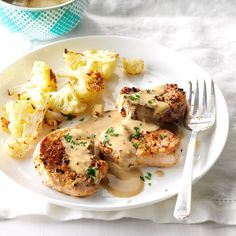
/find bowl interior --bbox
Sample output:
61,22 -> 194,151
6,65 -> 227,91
0,0 -> 78,11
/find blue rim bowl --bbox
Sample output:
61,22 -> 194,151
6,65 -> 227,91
0,0 -> 90,40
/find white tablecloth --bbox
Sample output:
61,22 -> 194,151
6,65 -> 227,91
0,0 -> 236,224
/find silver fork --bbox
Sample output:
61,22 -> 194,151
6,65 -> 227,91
173,79 -> 216,221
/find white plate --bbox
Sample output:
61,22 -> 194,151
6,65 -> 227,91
0,36 -> 229,211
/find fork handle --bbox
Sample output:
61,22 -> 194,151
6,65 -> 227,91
173,130 -> 198,220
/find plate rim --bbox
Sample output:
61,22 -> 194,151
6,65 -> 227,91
0,35 -> 230,211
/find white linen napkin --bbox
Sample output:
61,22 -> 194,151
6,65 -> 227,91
0,0 -> 236,224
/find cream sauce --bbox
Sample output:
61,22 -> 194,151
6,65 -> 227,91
121,118 -> 159,133
62,129 -> 92,175
76,111 -> 146,197
155,170 -> 164,177
98,114 -> 161,168
124,85 -> 170,115
99,125 -> 136,167
101,162 -> 144,198
76,110 -> 122,137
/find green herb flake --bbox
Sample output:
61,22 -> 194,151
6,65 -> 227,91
103,137 -> 110,145
132,142 -> 140,149
79,117 -> 85,122
64,133 -> 79,145
140,176 -> 145,181
148,99 -> 156,104
78,141 -> 87,147
142,172 -> 152,183
103,127 -> 119,146
147,172 -> 152,178
128,93 -> 140,102
129,127 -> 142,140
160,134 -> 167,139
64,114 -> 75,121
64,133 -> 73,143
103,136 -> 112,146
148,183 -> 152,186
145,176 -> 151,180
105,127 -> 119,137
86,167 -> 98,183
134,127 -> 140,132
89,134 -> 96,139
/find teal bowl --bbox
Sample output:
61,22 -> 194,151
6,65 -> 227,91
0,0 -> 90,40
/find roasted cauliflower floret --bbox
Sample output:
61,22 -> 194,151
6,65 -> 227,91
5,138 -> 31,159
74,72 -> 104,102
2,99 -> 48,158
64,49 -> 119,79
19,91 -> 50,110
64,49 -> 87,70
45,110 -> 64,126
4,100 -> 47,142
31,61 -> 57,92
49,82 -> 87,115
123,58 -> 144,75
9,61 -> 57,96
8,61 -> 57,109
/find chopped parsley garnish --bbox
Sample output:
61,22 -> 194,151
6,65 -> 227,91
102,127 -> 119,146
63,113 -> 75,121
140,172 -> 153,185
103,137 -> 112,146
160,134 -> 167,139
145,175 -> 151,180
148,99 -> 156,104
89,134 -> 96,139
129,127 -> 142,140
140,176 -> 145,181
147,172 -> 152,178
148,183 -> 152,186
128,93 -> 140,102
64,133 -> 87,146
64,133 -> 74,143
132,142 -> 140,149
78,141 -> 87,147
86,167 -> 98,183
105,127 -> 119,137
79,117 -> 85,122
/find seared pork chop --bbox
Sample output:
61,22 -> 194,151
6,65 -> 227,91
99,119 -> 180,168
33,128 -> 108,197
117,84 -> 187,123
